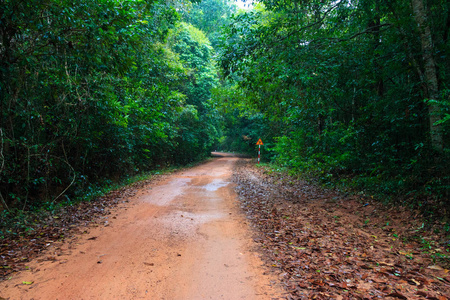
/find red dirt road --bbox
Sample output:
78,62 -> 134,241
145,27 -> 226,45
0,155 -> 281,299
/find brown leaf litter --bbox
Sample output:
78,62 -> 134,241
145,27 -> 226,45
233,159 -> 450,300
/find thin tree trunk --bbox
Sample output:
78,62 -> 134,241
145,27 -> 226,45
411,0 -> 443,151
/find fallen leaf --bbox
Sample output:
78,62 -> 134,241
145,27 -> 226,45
22,281 -> 33,285
386,292 -> 407,299
292,246 -> 306,250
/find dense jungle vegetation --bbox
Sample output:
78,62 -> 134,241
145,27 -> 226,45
1,0 -> 449,222
216,0 -> 450,219
0,0 -> 229,214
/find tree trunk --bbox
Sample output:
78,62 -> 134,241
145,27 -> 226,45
411,0 -> 443,151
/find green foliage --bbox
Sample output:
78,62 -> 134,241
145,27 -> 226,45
179,0 -> 262,155
212,84 -> 270,154
167,22 -> 221,162
181,0 -> 238,49
0,0 -> 220,212
217,0 -> 450,215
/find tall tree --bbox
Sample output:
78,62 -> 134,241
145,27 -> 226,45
411,0 -> 442,151
167,22 -> 220,162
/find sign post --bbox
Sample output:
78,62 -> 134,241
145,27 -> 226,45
256,138 -> 264,164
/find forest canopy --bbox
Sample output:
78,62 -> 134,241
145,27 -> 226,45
1,0 -> 449,219
0,0 -> 222,211
217,0 -> 450,215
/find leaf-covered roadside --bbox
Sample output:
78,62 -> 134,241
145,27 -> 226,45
0,173 -> 168,280
233,160 -> 450,299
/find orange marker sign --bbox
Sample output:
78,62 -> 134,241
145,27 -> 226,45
256,139 -> 263,164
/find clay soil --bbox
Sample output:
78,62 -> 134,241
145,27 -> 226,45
0,154 -> 282,300
1,155 -> 449,300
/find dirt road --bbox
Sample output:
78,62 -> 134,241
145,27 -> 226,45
0,155 -> 281,299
